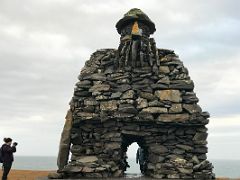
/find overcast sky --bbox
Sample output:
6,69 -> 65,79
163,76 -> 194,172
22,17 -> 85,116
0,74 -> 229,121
0,0 -> 240,160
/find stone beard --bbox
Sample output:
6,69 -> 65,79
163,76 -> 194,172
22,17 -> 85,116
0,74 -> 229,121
117,21 -> 159,72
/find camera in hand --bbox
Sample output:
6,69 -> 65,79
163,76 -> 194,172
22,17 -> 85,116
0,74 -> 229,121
13,142 -> 18,146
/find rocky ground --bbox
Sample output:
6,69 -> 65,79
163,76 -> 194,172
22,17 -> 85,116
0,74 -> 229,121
0,170 -> 239,180
0,170 -> 50,180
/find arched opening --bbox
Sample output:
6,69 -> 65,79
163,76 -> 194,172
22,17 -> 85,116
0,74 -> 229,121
121,134 -> 148,176
126,142 -> 141,174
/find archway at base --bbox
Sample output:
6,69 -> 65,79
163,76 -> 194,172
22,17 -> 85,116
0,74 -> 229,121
121,134 -> 148,176
126,142 -> 141,174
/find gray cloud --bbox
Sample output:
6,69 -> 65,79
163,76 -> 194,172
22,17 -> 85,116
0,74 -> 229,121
0,0 -> 240,158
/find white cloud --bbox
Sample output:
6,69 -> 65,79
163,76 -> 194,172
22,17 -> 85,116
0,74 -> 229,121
0,0 -> 240,158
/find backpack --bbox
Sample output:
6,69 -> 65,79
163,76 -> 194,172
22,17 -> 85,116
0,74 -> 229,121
0,146 -> 3,163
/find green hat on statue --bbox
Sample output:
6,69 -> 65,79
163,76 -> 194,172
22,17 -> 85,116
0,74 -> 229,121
116,8 -> 156,35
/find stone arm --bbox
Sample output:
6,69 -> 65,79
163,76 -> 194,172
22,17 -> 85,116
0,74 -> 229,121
57,109 -> 73,171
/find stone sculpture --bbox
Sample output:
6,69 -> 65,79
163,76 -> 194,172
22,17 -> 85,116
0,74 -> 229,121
49,8 -> 215,179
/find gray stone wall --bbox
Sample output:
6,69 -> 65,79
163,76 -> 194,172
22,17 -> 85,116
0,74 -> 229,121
55,48 -> 214,179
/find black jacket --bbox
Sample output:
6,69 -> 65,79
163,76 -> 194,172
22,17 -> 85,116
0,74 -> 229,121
1,144 -> 16,163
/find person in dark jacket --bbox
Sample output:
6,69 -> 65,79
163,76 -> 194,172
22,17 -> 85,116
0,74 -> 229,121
1,138 -> 17,180
136,147 -> 146,173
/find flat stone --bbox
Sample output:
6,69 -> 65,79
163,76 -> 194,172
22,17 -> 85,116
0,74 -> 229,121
193,160 -> 211,171
192,155 -> 200,164
158,113 -> 189,122
169,103 -> 182,113
201,111 -> 210,118
105,142 -> 121,150
77,156 -> 98,163
159,66 -> 170,74
48,172 -> 64,179
149,144 -> 168,154
148,100 -> 164,107
82,167 -> 94,173
83,73 -> 106,81
169,80 -> 194,90
177,167 -> 193,174
121,130 -> 151,136
150,83 -> 169,89
110,92 -> 122,99
173,148 -> 185,155
176,144 -> 193,151
140,91 -> 156,101
85,172 -> 103,178
155,90 -> 182,102
148,154 -> 165,163
116,84 -> 131,92
77,112 -> 98,120
118,104 -> 138,114
138,111 -> 154,121
182,92 -> 199,103
100,100 -> 118,111
89,84 -> 110,92
141,107 -> 168,113
95,95 -> 108,100
136,97 -> 148,109
121,90 -> 135,99
157,76 -> 170,84
167,174 -> 180,179
63,165 -> 83,173
74,90 -> 91,97
113,112 -> 135,118
194,146 -> 208,153
102,132 -> 121,139
183,104 -> 202,114
193,132 -> 208,141
84,99 -> 99,106
113,170 -> 123,177
71,145 -> 86,154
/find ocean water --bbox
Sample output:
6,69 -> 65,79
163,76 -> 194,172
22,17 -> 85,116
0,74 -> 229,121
12,156 -> 240,178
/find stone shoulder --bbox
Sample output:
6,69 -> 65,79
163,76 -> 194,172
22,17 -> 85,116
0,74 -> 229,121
80,49 -> 117,77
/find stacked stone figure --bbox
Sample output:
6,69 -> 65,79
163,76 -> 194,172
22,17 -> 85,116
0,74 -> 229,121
50,8 -> 215,179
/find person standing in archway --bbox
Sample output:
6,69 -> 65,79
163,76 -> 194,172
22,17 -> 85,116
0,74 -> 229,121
136,147 -> 145,173
1,138 -> 18,180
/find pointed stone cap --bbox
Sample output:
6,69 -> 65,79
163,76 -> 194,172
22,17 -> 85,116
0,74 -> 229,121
116,8 -> 156,35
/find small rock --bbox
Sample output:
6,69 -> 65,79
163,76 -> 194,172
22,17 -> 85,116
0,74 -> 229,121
155,90 -> 182,102
176,144 -> 193,151
110,92 -> 122,99
119,104 -> 138,114
148,100 -> 164,107
100,100 -> 118,111
121,90 -> 135,99
159,66 -> 170,74
183,104 -> 202,114
82,167 -> 94,173
77,156 -> 98,163
193,132 -> 208,141
169,80 -> 194,90
48,172 -> 64,179
89,84 -> 110,92
140,91 -> 156,100
136,97 -> 148,109
169,103 -> 182,113
105,143 -> 121,150
177,167 -> 193,174
158,114 -> 189,122
142,107 -> 168,113
149,144 -> 168,154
